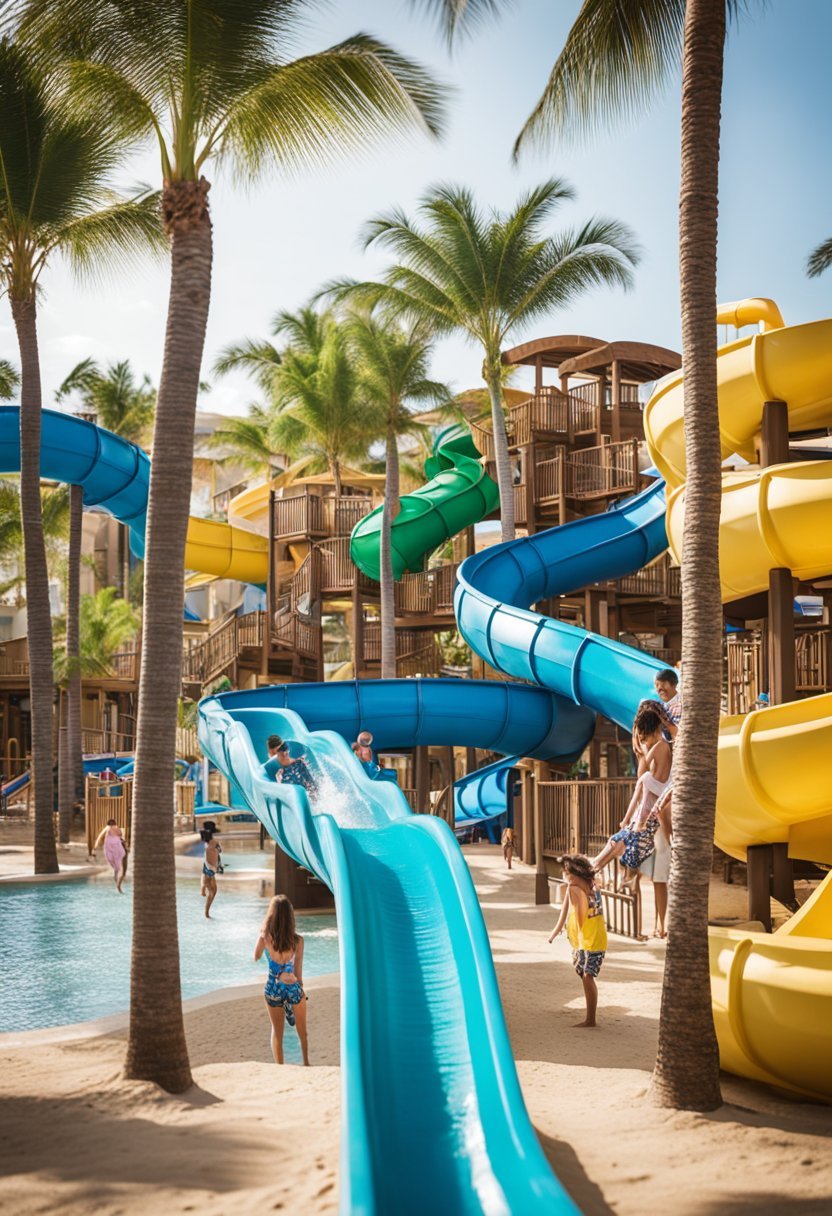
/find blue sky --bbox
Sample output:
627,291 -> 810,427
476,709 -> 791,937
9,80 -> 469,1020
2,0 -> 831,413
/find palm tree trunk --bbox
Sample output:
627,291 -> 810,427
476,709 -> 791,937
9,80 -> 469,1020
650,0 -> 724,1113
126,178 -> 213,1093
11,296 -> 58,874
486,365 -> 515,542
58,691 -> 72,843
380,419 -> 401,679
67,484 -> 83,805
331,459 -> 343,498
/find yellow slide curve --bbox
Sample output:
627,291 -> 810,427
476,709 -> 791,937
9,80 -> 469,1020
644,299 -> 832,1102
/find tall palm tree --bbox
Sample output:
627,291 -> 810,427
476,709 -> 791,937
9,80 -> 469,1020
19,0 -> 446,1091
419,0 -> 730,1111
57,358 -> 156,445
0,37 -> 162,875
56,358 -> 156,804
328,181 -> 638,542
347,311 -> 449,677
0,360 -> 19,399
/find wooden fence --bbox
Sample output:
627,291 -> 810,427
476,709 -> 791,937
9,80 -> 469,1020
86,774 -> 132,852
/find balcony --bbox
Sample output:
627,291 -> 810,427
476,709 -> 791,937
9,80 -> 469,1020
726,627 -> 832,714
272,490 -> 373,542
394,563 -> 459,617
565,438 -> 640,500
183,611 -> 266,685
470,386 -> 568,459
212,478 -> 249,515
361,624 -> 442,676
615,553 -> 681,599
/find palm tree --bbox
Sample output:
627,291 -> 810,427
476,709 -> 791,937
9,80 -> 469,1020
0,360 -> 19,399
0,37 -> 163,876
19,0 -> 446,1091
56,359 -> 156,445
347,311 -> 449,677
204,405 -> 281,482
54,587 -> 141,681
806,238 -> 832,279
56,358 -> 156,806
328,181 -> 638,542
419,0 -> 729,1111
0,481 -> 70,605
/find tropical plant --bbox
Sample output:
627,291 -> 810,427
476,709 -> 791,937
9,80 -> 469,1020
18,0 -> 446,1091
419,0 -> 730,1112
0,480 -> 70,603
204,405 -> 280,481
54,586 -> 140,681
56,358 -> 156,444
327,180 -> 638,542
0,359 -> 19,399
806,238 -> 832,279
347,310 -> 449,677
0,36 -> 162,875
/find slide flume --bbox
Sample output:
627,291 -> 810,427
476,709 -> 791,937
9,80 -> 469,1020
199,692 -> 581,1215
0,407 -> 268,584
350,427 -> 498,581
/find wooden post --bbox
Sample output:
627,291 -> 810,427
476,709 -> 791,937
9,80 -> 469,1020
352,576 -> 364,678
534,761 -> 549,904
524,441 -> 537,535
610,359 -> 622,444
746,843 -> 773,932
414,745 -> 430,814
520,767 -> 534,864
534,353 -> 543,393
768,568 -> 796,705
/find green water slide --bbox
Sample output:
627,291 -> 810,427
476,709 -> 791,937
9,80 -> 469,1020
350,426 -> 498,581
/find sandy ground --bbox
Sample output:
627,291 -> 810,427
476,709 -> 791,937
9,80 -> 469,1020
1,847 -> 830,1215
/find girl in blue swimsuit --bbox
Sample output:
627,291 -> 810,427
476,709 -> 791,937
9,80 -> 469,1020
254,894 -> 309,1065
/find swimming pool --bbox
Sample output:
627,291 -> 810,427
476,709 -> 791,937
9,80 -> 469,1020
0,877 -> 338,1034
185,835 -> 276,871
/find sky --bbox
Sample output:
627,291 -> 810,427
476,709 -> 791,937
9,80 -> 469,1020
2,0 -> 832,415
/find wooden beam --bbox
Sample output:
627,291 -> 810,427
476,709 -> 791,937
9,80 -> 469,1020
610,358 -> 622,444
746,843 -> 773,931
768,567 -> 796,705
533,761 -> 549,904
760,399 -> 789,466
414,745 -> 430,813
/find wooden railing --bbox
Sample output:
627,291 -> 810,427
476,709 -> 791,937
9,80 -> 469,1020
567,382 -> 600,434
184,611 -> 266,684
616,553 -> 680,599
539,778 -> 635,858
81,726 -> 136,754
565,438 -> 639,500
536,454 -> 563,503
318,537 -> 354,593
362,624 -> 442,675
108,648 -> 139,681
726,627 -> 832,714
470,387 -> 569,458
0,655 -> 29,676
395,563 -> 459,617
272,490 -> 373,540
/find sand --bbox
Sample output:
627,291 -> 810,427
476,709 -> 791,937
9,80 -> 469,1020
1,847 -> 830,1215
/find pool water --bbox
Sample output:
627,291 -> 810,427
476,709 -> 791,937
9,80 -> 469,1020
0,877 -> 338,1034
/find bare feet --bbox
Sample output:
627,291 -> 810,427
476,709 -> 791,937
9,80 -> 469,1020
573,1020 -> 597,1028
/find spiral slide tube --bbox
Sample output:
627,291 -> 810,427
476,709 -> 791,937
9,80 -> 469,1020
350,427 -> 498,581
0,407 -> 268,584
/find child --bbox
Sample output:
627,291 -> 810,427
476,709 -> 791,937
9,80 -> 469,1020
593,706 -> 672,885
254,894 -> 309,1066
92,818 -> 128,893
200,820 -> 223,918
501,825 -> 516,870
548,854 -> 608,1028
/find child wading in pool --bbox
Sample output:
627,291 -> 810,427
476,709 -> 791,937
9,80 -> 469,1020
255,894 -> 309,1066
548,854 -> 608,1027
200,820 -> 223,919
92,818 -> 128,892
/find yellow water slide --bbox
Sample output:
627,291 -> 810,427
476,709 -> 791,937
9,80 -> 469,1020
184,515 -> 269,584
644,299 -> 832,1102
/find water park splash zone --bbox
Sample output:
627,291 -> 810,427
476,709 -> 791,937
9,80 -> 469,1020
3,296 -> 830,1214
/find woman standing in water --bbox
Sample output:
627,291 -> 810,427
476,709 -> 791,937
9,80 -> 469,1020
92,818 -> 128,892
200,820 -> 222,918
254,894 -> 309,1066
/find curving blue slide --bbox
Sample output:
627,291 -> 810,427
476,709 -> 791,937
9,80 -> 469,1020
199,476 -> 674,1215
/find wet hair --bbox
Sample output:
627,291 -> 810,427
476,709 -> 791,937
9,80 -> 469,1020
262,894 -> 298,955
106,818 -> 117,826
634,705 -> 663,739
655,668 -> 679,687
560,853 -> 597,883
267,734 -> 283,752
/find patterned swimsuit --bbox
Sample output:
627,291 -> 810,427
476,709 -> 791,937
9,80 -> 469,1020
264,950 -> 304,1025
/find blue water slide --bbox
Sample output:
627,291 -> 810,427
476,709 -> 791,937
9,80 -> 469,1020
0,406 -> 151,556
455,479 -> 670,732
199,695 -> 578,1216
453,754 -> 519,830
199,476 -> 673,1214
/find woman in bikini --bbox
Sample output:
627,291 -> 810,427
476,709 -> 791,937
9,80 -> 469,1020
200,821 -> 222,919
92,818 -> 128,892
254,894 -> 309,1066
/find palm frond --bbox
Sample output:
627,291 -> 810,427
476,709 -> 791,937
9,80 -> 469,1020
57,188 -> 166,282
217,34 -> 447,180
408,0 -> 509,46
514,0 -> 686,153
806,237 -> 832,279
0,359 -> 20,400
